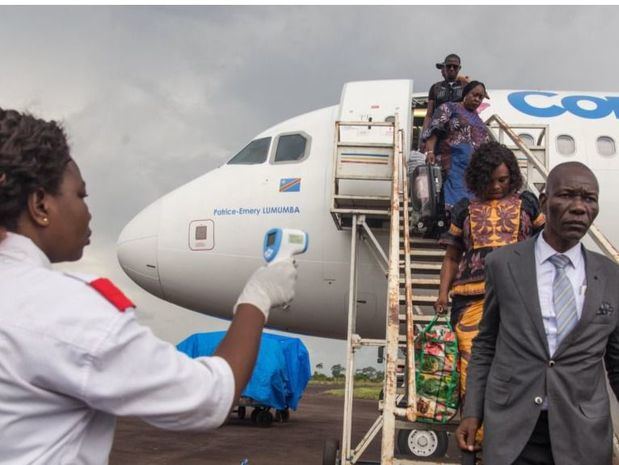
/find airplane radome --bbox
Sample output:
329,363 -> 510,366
117,80 -> 619,340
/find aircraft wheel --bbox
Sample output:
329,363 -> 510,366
255,409 -> 273,427
396,428 -> 448,458
322,438 -> 340,465
237,406 -> 246,419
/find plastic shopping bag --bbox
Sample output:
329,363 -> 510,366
414,315 -> 459,423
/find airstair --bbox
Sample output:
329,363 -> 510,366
328,114 -> 452,465
326,107 -> 619,465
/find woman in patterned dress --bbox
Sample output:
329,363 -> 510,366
422,80 -> 490,208
434,141 -> 545,401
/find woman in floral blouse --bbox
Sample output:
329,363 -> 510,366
434,141 -> 545,399
422,80 -> 490,208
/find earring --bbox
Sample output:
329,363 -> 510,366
42,218 -> 49,223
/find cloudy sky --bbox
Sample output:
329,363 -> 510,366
2,5 -> 618,371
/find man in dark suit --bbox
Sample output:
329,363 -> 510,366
456,161 -> 619,465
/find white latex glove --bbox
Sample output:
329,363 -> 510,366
233,258 -> 297,321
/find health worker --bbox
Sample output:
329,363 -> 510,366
0,107 -> 297,465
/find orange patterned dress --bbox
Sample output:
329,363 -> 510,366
439,191 -> 545,396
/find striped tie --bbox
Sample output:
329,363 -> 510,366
548,254 -> 578,345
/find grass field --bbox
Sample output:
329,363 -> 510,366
309,378 -> 383,400
322,385 -> 382,400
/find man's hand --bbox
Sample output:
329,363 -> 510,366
456,417 -> 482,452
234,258 -> 297,321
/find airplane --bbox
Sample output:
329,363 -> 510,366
116,80 -> 619,340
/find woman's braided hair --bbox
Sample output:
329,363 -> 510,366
0,108 -> 71,230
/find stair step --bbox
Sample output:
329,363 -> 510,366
401,248 -> 444,258
408,249 -> 444,258
397,313 -> 436,323
400,277 -> 441,288
411,238 -> 445,250
399,294 -> 436,304
409,262 -> 442,273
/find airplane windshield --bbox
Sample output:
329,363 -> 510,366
274,134 -> 307,162
227,137 -> 271,165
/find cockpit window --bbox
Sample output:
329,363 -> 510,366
274,134 -> 308,163
227,137 -> 271,165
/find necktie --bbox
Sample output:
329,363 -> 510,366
548,254 -> 578,345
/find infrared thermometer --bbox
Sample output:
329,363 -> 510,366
263,228 -> 308,264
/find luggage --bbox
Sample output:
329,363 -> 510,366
408,150 -> 426,172
409,160 -> 449,237
414,315 -> 460,423
177,331 -> 311,412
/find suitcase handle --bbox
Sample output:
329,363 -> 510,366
461,450 -> 476,465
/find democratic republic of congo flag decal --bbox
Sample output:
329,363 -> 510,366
279,178 -> 301,192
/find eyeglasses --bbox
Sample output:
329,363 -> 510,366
445,64 -> 460,69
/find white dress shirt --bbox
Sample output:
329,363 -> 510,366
0,233 -> 235,465
535,232 -> 587,357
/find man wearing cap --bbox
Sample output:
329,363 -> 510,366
419,53 -> 468,151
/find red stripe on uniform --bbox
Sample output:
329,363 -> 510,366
89,278 -> 135,312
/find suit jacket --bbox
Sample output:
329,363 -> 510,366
463,237 -> 619,465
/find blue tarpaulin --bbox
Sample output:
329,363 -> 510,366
176,332 -> 311,411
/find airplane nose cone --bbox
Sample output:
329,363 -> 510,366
117,200 -> 164,298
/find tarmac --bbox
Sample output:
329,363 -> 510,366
110,383 -> 465,465
110,383 -> 619,465
109,384 -> 382,465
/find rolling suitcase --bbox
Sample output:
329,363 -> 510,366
409,162 -> 449,238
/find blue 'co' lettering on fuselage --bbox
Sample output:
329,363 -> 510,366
508,91 -> 619,119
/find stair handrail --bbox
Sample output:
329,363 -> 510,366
485,113 -> 619,264
398,123 -> 418,421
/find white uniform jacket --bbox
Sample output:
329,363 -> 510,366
0,233 -> 235,465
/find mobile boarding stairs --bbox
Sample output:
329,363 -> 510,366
325,85 -> 619,465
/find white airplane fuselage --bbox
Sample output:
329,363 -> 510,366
117,81 -> 619,339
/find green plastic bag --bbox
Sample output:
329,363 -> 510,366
414,315 -> 459,423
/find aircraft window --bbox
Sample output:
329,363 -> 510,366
227,137 -> 271,165
518,133 -> 535,147
274,134 -> 308,163
556,135 -> 576,155
597,136 -> 616,156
